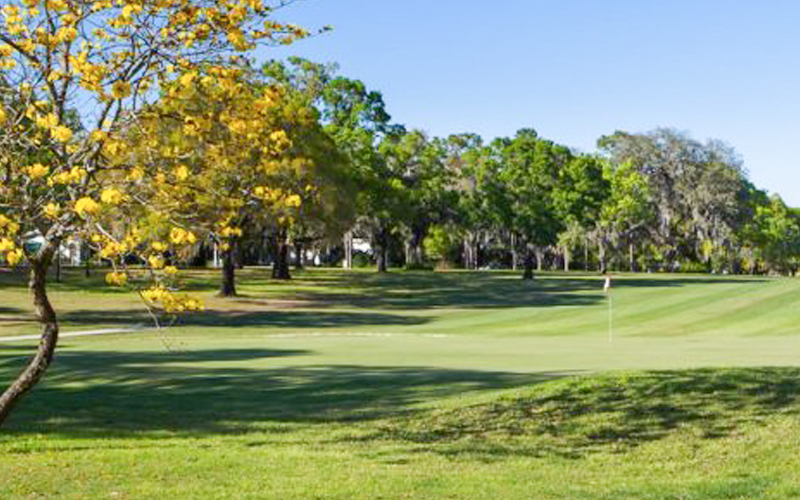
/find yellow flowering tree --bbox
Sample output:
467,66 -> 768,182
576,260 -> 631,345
0,0 -> 310,427
130,67 -> 322,296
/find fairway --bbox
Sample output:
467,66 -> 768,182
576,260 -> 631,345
3,269 -> 800,499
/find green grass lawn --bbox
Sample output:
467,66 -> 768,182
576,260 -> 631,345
2,268 -> 800,499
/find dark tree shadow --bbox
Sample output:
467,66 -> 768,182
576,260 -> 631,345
0,267 -> 770,317
371,367 -> 800,459
57,309 -> 429,329
0,346 -> 551,439
259,271 -> 769,310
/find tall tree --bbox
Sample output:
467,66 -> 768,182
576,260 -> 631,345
496,129 -> 570,279
553,154 -> 609,271
599,128 -> 747,269
0,0 -> 310,427
130,68 -> 317,295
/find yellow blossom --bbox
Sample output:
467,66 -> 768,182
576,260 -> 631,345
100,241 -> 127,259
6,248 -> 23,266
51,125 -> 73,142
105,272 -> 128,287
0,238 -> 15,252
44,203 -> 60,219
100,188 -> 124,205
74,197 -> 99,217
26,163 -> 50,179
169,227 -> 197,245
0,215 -> 19,234
285,194 -> 302,208
151,241 -> 168,252
174,165 -> 189,181
148,255 -> 165,269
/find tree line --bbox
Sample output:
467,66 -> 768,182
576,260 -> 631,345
227,57 -> 800,283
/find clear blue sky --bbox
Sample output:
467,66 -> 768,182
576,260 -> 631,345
266,0 -> 800,205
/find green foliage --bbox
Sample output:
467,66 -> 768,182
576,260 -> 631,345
423,223 -> 462,264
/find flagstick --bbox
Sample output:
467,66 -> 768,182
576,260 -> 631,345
608,295 -> 613,343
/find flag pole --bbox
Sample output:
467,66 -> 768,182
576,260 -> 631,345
608,294 -> 613,343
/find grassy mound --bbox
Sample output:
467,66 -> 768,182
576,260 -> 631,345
378,368 -> 800,457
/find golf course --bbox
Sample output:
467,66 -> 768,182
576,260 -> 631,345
3,268 -> 800,499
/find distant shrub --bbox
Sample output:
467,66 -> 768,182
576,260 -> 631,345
405,262 -> 435,271
352,251 -> 372,268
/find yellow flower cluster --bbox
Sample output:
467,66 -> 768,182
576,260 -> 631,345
0,238 -> 15,252
100,188 -> 125,205
218,226 -> 243,238
285,194 -> 302,208
252,187 -> 302,209
140,287 -> 204,314
50,126 -> 73,143
74,197 -> 99,217
48,166 -> 86,185
0,215 -> 20,235
127,166 -> 145,181
4,248 -> 23,266
173,165 -> 190,181
44,203 -> 60,219
105,271 -> 128,287
151,241 -> 168,252
169,227 -> 197,246
148,255 -> 165,269
100,241 -> 128,259
26,163 -> 50,179
34,112 -> 58,129
0,238 -> 23,266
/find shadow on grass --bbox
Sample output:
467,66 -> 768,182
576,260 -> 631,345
0,267 -> 770,314
58,308 -> 429,329
3,340 -> 799,462
372,367 -> 800,459
241,271 -> 769,310
0,346 -> 547,438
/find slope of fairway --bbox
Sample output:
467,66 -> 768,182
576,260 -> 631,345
2,269 -> 800,498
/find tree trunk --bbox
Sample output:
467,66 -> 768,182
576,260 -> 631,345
463,232 -> 479,270
511,233 -> 518,271
0,247 -> 59,428
376,249 -> 388,273
343,231 -> 353,269
598,241 -> 607,274
218,246 -> 237,297
563,245 -> 570,272
272,228 -> 291,280
629,242 -> 637,272
535,247 -> 544,272
522,247 -> 535,280
406,226 -> 425,267
584,237 -> 590,272
375,224 -> 389,273
294,241 -> 304,270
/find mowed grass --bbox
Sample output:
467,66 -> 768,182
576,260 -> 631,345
2,268 -> 800,498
